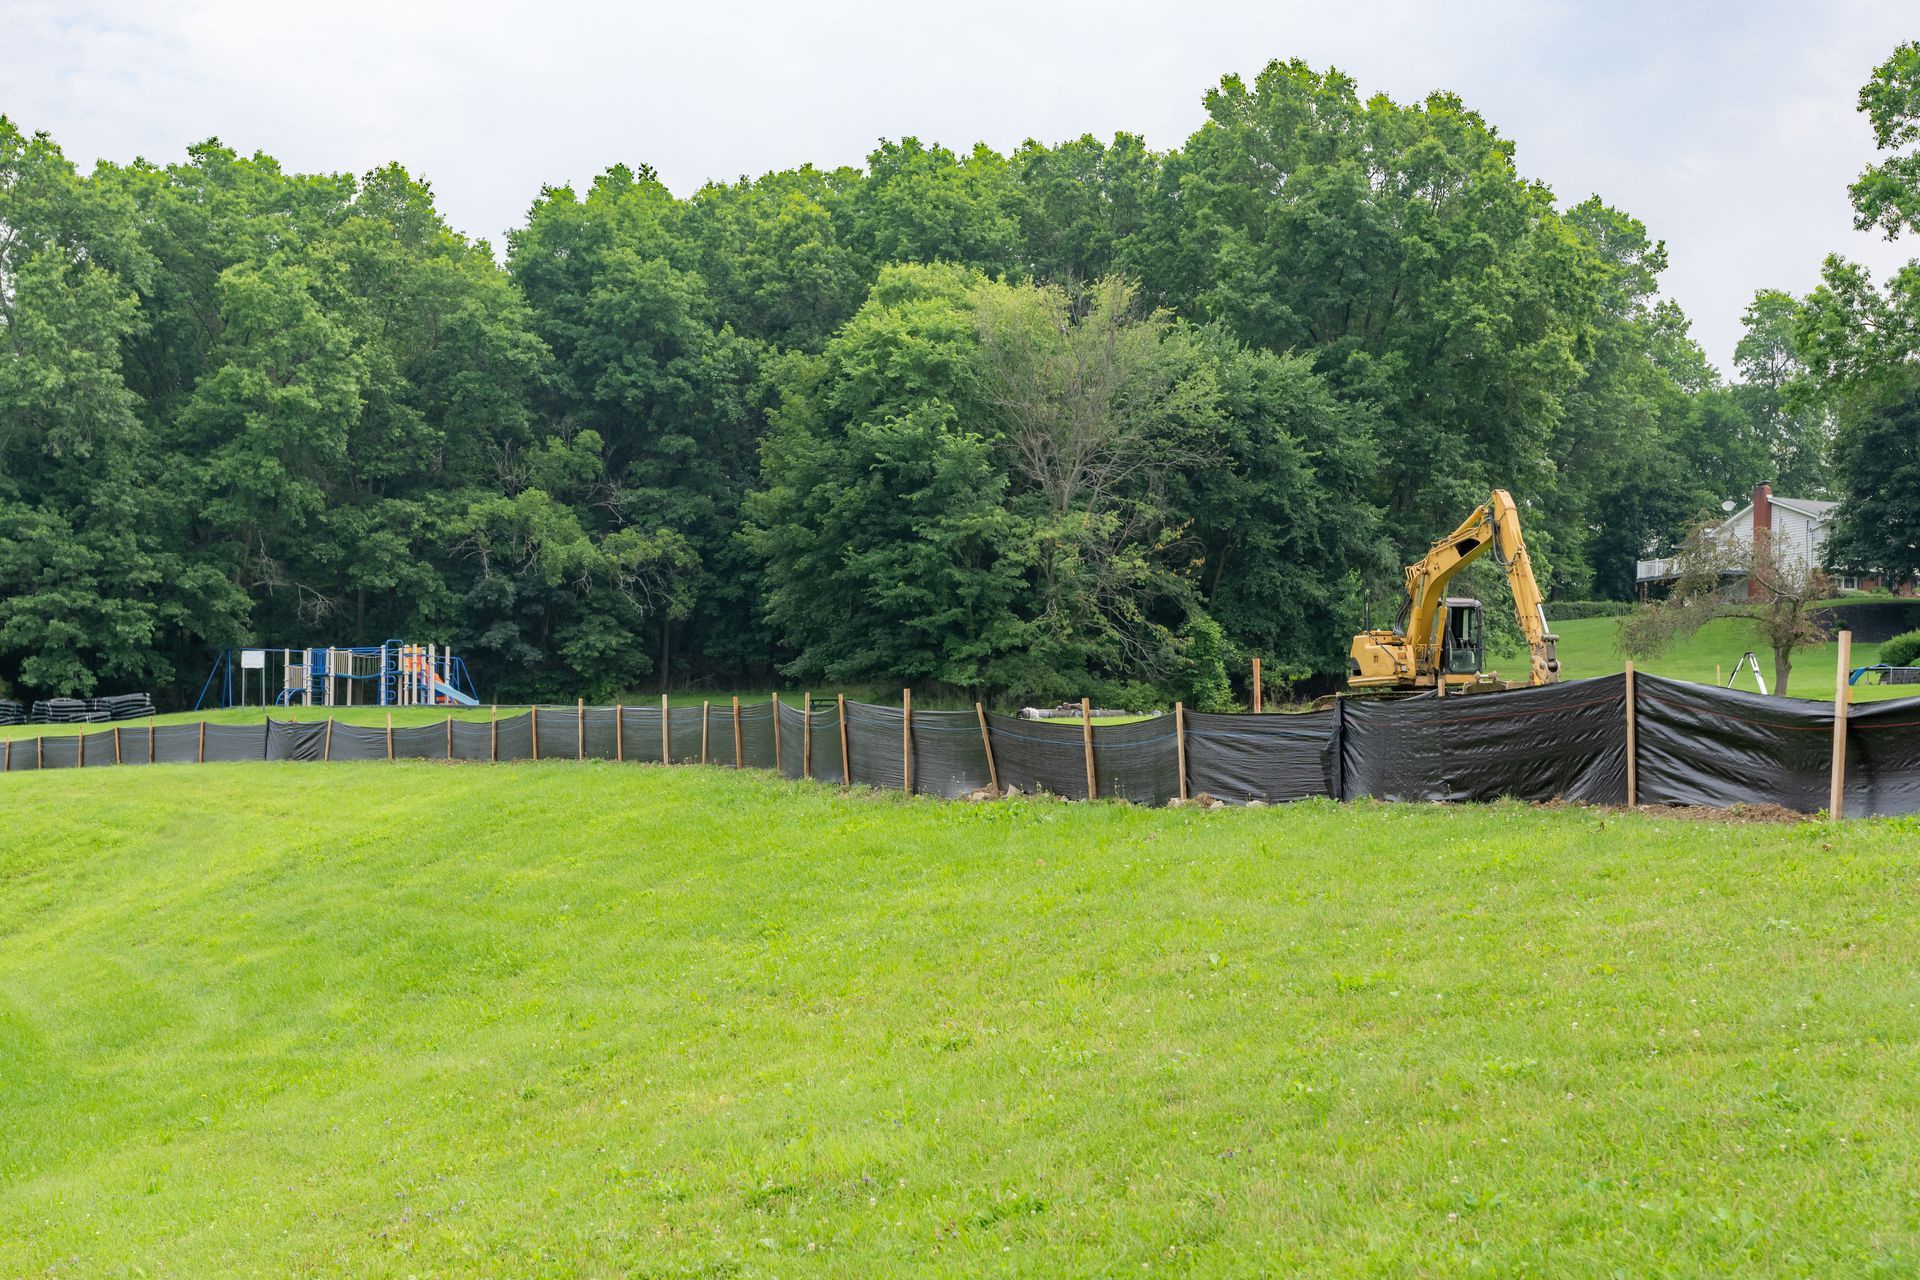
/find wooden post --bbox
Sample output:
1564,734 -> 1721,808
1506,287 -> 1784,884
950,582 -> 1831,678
976,701 -> 998,794
386,711 -> 394,761
772,692 -> 783,773
1623,659 -> 1637,809
615,704 -> 624,762
3,740 -> 9,772
661,693 -> 671,764
490,703 -> 498,763
38,734 -> 45,770
901,689 -> 913,793
1081,696 -> 1097,800
324,716 -> 334,762
197,720 -> 205,764
78,728 -> 84,769
446,714 -> 454,760
702,701 -> 711,765
1252,658 -> 1263,714
148,716 -> 155,764
577,698 -> 585,760
837,693 -> 850,784
803,693 -> 812,779
1831,630 -> 1853,819
531,705 -> 540,761
1715,662 -> 1722,688
1175,701 -> 1188,802
114,725 -> 122,765
732,696 -> 743,768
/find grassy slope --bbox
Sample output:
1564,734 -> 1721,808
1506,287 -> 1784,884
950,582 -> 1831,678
3,764 -> 1918,1276
1536,617 -> 1899,701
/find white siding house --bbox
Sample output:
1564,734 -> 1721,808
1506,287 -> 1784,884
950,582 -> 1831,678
1635,484 -> 1855,596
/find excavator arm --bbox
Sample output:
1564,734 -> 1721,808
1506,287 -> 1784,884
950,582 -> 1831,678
1351,489 -> 1559,691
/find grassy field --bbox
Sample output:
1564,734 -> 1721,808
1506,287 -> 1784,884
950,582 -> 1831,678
3,764 -> 1918,1276
1521,615 -> 1903,702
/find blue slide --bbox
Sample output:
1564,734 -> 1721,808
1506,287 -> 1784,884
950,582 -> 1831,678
429,676 -> 479,707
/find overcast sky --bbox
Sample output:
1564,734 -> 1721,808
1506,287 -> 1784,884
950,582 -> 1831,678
10,0 -> 1917,368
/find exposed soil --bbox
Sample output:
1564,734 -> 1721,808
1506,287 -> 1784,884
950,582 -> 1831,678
1534,798 -> 1814,824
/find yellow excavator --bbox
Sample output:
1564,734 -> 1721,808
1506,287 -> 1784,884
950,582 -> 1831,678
1349,489 -> 1560,694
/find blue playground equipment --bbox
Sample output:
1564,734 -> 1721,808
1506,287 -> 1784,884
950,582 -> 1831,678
195,641 -> 479,710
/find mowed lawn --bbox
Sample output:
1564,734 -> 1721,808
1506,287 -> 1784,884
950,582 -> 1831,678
2,766 -> 1919,1276
1546,615 -> 1903,701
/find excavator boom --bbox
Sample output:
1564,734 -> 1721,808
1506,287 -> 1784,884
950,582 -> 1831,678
1349,489 -> 1559,692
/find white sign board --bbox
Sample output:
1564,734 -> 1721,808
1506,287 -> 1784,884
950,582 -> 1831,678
239,649 -> 267,670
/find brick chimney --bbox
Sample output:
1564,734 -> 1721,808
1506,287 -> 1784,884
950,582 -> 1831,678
1748,482 -> 1772,600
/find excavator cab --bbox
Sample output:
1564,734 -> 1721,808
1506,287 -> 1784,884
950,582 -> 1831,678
1440,598 -> 1484,676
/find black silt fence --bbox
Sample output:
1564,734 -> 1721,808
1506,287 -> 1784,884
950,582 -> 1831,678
8,675 -> 1920,818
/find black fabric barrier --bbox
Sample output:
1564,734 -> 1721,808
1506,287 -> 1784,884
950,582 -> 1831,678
1841,695 -> 1920,816
912,709 -> 991,798
451,719 -> 494,762
810,702 -> 848,785
986,714 -> 1090,800
614,706 -> 664,764
1186,709 -> 1333,803
845,701 -> 907,790
494,712 -> 534,762
737,703 -> 776,771
9,681 -> 1920,819
1633,674 -> 1829,811
1089,716 -> 1180,806
267,721 -> 327,762
1341,675 -> 1626,804
534,706 -> 579,761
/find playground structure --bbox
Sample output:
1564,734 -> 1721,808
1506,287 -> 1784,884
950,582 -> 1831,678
195,641 -> 478,710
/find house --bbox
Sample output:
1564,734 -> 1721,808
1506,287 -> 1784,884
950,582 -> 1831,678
1635,483 -> 1868,598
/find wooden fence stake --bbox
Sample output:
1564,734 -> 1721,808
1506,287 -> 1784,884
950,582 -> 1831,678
1081,696 -> 1097,800
1175,701 -> 1188,802
661,693 -> 671,765
615,704 -> 623,762
386,711 -> 394,761
803,693 -> 812,779
837,693 -> 850,783
490,703 -> 498,762
78,728 -> 84,768
773,692 -> 783,774
3,740 -> 9,772
531,705 -> 540,761
325,717 -> 334,762
1624,659 -> 1637,808
976,701 -> 998,794
577,698 -> 585,760
197,720 -> 205,764
148,716 -> 155,764
1831,630 -> 1853,819
733,696 -> 743,768
446,714 -> 454,761
1715,662 -> 1722,688
1252,658 -> 1263,714
702,701 -> 711,765
38,733 -> 45,770
114,725 -> 122,765
901,688 -> 913,793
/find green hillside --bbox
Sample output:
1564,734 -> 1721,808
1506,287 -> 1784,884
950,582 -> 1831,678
1540,617 -> 1896,701
3,764 -> 1918,1275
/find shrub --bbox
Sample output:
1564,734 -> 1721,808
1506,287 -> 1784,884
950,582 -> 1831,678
1878,629 -> 1920,668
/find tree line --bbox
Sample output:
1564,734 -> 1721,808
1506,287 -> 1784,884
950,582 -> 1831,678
0,60 -> 1845,707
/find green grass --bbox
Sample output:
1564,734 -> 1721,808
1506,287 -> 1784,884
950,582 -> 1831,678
1541,616 -> 1903,701
3,764 -> 1919,1275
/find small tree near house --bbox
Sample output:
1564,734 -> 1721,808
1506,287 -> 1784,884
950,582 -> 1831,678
1619,519 -> 1830,697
